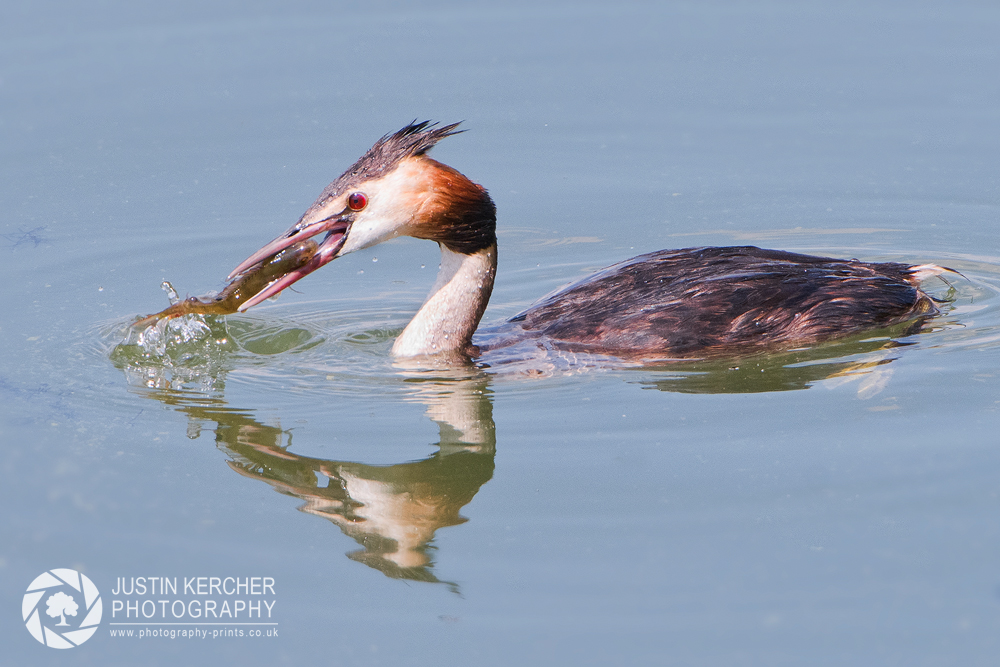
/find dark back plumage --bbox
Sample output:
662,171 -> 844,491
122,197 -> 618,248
495,246 -> 937,358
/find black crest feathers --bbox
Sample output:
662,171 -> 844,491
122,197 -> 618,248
314,121 -> 463,203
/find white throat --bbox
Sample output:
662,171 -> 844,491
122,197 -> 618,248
392,244 -> 497,357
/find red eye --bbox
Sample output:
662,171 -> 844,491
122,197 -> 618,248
347,192 -> 368,211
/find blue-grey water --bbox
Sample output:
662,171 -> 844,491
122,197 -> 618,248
2,1 -> 1000,665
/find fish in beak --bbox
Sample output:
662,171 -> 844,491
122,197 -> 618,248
226,204 -> 355,311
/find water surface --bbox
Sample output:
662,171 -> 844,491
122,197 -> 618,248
2,1 -> 1000,665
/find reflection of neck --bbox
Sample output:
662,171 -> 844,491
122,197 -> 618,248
145,367 -> 496,584
392,243 -> 497,357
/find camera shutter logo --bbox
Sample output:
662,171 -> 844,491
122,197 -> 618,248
23,569 -> 102,649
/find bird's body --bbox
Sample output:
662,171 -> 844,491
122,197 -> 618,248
481,245 -> 938,359
219,122 -> 945,362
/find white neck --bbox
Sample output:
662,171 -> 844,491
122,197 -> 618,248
392,244 -> 497,357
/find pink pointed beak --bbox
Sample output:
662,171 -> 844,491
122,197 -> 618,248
228,214 -> 351,311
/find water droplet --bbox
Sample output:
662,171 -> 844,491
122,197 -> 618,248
161,281 -> 180,305
372,257 -> 378,263
420,264 -> 425,269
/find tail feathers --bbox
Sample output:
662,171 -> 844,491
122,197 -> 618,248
909,263 -> 961,283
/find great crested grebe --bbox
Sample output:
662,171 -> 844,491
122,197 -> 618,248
225,121 -> 946,360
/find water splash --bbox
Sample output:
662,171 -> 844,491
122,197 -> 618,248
162,280 -> 181,305
111,282 -> 236,393
131,282 -> 215,356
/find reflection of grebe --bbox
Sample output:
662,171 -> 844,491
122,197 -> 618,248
138,376 -> 496,584
229,122 -> 946,360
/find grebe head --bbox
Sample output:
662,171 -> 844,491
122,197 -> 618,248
229,121 -> 497,310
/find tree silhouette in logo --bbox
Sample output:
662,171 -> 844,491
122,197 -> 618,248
45,592 -> 78,627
